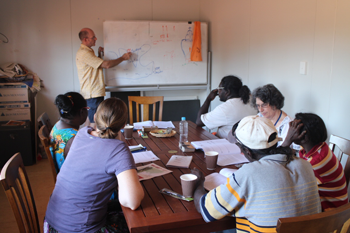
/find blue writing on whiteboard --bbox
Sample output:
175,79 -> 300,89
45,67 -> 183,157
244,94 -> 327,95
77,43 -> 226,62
106,44 -> 163,80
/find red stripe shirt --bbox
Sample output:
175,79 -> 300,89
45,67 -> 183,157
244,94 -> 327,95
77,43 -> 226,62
299,142 -> 348,211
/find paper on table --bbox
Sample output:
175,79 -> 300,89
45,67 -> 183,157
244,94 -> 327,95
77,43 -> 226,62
166,155 -> 192,168
153,121 -> 175,128
132,151 -> 160,164
137,163 -> 172,181
217,153 -> 249,167
133,120 -> 175,129
133,121 -> 153,129
204,172 -> 227,191
219,168 -> 238,178
191,139 -> 249,166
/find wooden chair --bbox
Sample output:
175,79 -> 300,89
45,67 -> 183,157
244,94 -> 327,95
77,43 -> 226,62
37,112 -> 53,132
38,125 -> 57,183
128,96 -> 164,125
329,134 -> 350,194
276,202 -> 350,233
0,153 -> 40,233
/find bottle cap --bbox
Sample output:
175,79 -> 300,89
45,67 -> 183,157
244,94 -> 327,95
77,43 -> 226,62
181,117 -> 186,121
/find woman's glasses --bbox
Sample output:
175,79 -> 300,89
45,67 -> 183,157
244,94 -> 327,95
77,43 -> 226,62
82,106 -> 90,110
256,103 -> 268,109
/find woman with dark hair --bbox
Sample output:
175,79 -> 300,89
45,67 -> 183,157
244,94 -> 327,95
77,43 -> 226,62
196,75 -> 256,139
282,113 -> 348,211
44,97 -> 144,232
50,92 -> 88,173
251,84 -> 297,149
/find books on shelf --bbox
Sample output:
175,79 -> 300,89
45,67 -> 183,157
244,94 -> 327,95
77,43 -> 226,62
133,120 -> 175,130
191,139 -> 249,166
166,155 -> 192,168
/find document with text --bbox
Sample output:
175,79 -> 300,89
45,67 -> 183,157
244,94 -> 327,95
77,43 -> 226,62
132,151 -> 160,164
191,139 -> 249,166
133,121 -> 175,129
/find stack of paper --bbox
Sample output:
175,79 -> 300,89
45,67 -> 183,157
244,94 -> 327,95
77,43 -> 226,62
133,121 -> 175,129
132,151 -> 160,164
191,139 -> 249,166
166,155 -> 192,168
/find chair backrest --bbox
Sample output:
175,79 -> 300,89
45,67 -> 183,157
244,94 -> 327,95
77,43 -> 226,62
276,202 -> 350,233
37,112 -> 53,132
0,153 -> 40,233
38,125 -> 57,183
329,134 -> 350,193
128,96 -> 164,125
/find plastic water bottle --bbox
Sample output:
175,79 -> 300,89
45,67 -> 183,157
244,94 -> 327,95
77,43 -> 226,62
179,117 -> 188,144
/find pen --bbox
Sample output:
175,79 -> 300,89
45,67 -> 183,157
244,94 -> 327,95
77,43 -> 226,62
164,190 -> 185,199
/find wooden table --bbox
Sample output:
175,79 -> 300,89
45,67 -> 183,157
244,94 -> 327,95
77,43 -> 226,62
121,121 -> 238,233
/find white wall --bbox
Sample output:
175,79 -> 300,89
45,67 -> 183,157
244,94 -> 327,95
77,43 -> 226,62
1,0 -> 349,139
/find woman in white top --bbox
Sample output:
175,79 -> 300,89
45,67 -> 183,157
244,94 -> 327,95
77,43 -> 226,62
251,84 -> 299,150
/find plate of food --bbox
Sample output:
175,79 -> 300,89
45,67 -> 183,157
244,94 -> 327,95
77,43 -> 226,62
149,128 -> 176,137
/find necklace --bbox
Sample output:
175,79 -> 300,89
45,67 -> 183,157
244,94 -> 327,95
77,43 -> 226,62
274,110 -> 282,126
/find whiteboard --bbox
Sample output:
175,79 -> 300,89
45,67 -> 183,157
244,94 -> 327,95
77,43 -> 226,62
103,21 -> 208,87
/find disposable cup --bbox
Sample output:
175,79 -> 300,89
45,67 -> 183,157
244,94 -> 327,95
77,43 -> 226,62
205,151 -> 218,170
180,174 -> 198,197
124,125 -> 134,139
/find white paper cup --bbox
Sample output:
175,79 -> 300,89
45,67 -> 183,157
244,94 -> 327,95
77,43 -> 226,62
180,174 -> 198,197
205,151 -> 218,170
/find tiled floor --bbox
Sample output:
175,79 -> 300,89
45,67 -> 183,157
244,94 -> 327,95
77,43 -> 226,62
0,158 -> 55,233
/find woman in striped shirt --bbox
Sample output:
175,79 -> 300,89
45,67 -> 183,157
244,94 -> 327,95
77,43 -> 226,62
282,113 -> 348,211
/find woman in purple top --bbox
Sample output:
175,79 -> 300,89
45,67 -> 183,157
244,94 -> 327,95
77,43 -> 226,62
44,98 -> 144,233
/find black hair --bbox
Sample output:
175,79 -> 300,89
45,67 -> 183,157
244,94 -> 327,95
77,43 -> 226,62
55,92 -> 87,119
79,30 -> 89,41
295,113 -> 327,145
221,75 -> 251,104
251,84 -> 285,110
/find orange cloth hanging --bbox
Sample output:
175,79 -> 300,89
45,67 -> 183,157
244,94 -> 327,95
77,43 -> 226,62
190,21 -> 202,61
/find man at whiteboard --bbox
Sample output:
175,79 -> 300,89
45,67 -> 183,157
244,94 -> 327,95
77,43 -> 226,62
76,28 -> 131,126
195,76 -> 256,139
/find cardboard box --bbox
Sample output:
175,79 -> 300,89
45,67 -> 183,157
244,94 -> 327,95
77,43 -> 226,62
0,108 -> 31,121
0,102 -> 31,109
0,83 -> 29,103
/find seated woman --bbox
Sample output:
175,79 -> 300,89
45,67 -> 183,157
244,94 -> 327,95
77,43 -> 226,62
282,113 -> 348,211
251,84 -> 298,149
44,97 -> 144,232
50,92 -> 88,173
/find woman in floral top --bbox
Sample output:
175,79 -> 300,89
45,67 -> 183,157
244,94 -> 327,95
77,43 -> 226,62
50,92 -> 88,172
